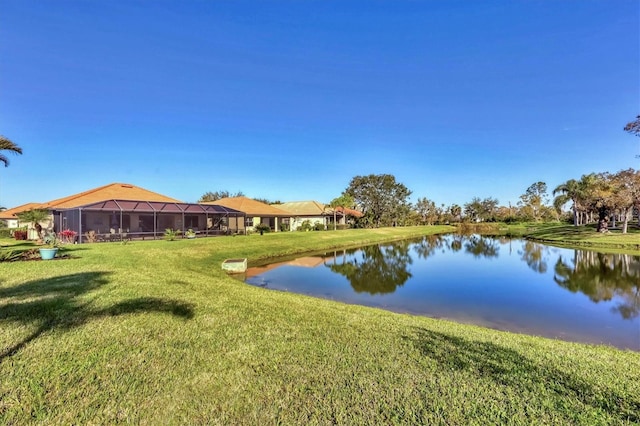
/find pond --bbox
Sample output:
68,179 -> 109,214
238,235 -> 640,350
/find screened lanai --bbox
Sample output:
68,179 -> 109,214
53,199 -> 246,243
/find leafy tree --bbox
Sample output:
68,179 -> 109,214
463,197 -> 498,222
518,182 -> 548,221
0,135 -> 22,167
345,174 -> 412,228
449,204 -> 462,223
608,169 -> 640,233
15,208 -> 49,239
415,197 -> 437,225
198,190 -> 244,203
586,173 -> 616,232
253,197 -> 282,205
463,197 -> 482,222
624,115 -> 640,137
480,197 -> 499,221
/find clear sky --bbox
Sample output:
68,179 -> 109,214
1,1 -> 638,209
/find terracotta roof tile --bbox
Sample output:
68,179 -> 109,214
334,206 -> 364,218
41,183 -> 181,209
0,202 -> 43,220
204,197 -> 292,216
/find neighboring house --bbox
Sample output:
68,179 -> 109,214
204,197 -> 291,232
0,203 -> 47,237
3,183 -> 245,242
277,201 -> 364,231
277,201 -> 331,231
332,206 -> 364,226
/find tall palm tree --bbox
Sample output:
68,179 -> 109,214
0,135 -> 22,167
553,179 -> 582,226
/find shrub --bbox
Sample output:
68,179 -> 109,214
0,228 -> 11,239
85,230 -> 97,243
254,223 -> 271,234
0,250 -> 21,262
164,228 -> 179,241
13,230 -> 27,240
456,222 -> 501,235
59,229 -> 77,244
313,222 -> 326,231
297,220 -> 313,232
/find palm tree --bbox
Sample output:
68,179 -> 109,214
16,208 -> 50,240
0,135 -> 23,167
553,179 -> 582,226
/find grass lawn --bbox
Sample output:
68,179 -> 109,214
511,223 -> 640,252
1,226 -> 639,424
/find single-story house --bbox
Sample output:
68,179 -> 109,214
204,196 -> 291,232
0,202 -> 48,234
5,183 -> 246,242
332,206 -> 364,226
276,201 -> 329,231
276,201 -> 363,231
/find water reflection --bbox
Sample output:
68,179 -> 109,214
243,235 -> 640,349
414,235 -> 445,259
519,241 -> 549,274
554,251 -> 640,320
464,235 -> 500,258
329,241 -> 413,294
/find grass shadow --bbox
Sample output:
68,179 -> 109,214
0,272 -> 195,363
407,328 -> 639,423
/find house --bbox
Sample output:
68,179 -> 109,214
5,183 -> 246,242
276,201 -> 329,231
0,202 -> 45,231
204,197 -> 291,232
332,206 -> 364,226
277,201 -> 364,231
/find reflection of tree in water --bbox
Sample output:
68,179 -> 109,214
519,240 -> 549,273
328,241 -> 412,294
449,235 -> 464,252
413,235 -> 445,260
464,235 -> 500,258
554,251 -> 640,319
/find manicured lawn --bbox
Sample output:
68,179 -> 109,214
514,223 -> 640,252
1,227 -> 639,424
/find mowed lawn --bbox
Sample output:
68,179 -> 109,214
514,223 -> 640,252
1,227 -> 639,425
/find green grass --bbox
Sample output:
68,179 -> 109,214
509,223 -> 640,252
1,227 -> 639,424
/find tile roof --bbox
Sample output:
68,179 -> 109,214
0,202 -> 43,220
204,197 -> 292,216
333,206 -> 364,218
277,201 -> 328,216
41,183 -> 182,209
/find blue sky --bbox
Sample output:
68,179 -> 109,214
1,1 -> 638,209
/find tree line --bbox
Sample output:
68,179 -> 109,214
334,170 -> 639,233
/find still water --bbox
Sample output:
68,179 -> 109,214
240,235 -> 640,350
